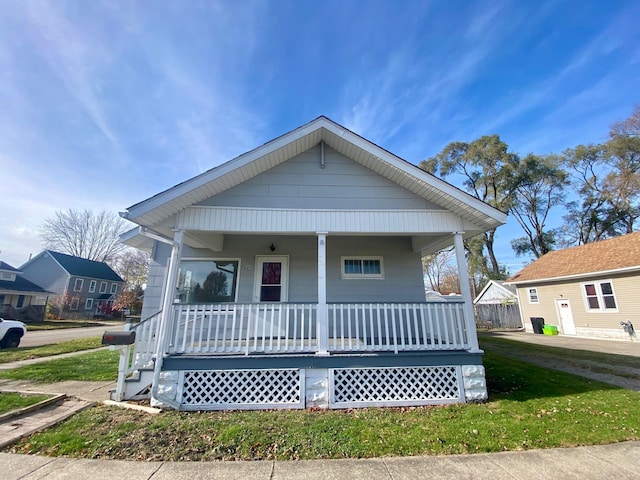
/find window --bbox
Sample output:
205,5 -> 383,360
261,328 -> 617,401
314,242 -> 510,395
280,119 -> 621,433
74,278 -> 84,292
177,259 -> 240,303
528,288 -> 539,304
89,280 -> 96,293
341,256 -> 384,279
85,298 -> 94,310
110,283 -> 118,294
583,281 -> 617,311
16,295 -> 25,308
99,282 -> 107,293
70,298 -> 79,310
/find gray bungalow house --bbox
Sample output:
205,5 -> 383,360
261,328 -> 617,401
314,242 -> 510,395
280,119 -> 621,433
0,261 -> 51,322
20,251 -> 124,318
118,116 -> 507,410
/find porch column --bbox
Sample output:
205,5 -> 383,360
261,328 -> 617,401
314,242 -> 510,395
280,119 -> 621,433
453,231 -> 481,353
156,230 -> 184,358
316,232 -> 329,355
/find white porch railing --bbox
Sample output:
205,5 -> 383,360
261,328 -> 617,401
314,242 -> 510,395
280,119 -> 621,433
328,302 -> 469,352
170,303 -> 318,354
165,302 -> 470,355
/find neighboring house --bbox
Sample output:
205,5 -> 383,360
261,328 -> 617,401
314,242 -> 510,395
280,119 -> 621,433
117,116 -> 506,410
0,261 -> 51,322
20,251 -> 124,318
473,280 -> 521,329
506,232 -> 640,339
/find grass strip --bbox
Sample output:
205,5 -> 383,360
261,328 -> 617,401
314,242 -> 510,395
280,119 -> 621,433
24,319 -> 124,331
0,337 -> 104,364
0,349 -> 119,382
5,351 -> 640,460
0,392 -> 52,415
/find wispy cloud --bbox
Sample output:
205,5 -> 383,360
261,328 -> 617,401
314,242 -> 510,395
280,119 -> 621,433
22,1 -> 127,164
338,1 -> 512,152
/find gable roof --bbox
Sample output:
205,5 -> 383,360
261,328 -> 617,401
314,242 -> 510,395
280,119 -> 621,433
0,261 -> 50,294
0,275 -> 50,295
0,261 -> 20,273
506,232 -> 640,285
122,116 -> 507,233
474,280 -> 516,303
23,251 -> 124,282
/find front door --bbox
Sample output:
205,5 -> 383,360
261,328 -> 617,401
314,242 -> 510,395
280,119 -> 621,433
253,256 -> 289,302
556,299 -> 577,335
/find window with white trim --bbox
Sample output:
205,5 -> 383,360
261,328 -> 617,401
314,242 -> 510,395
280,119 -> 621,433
528,287 -> 539,304
73,278 -> 84,292
341,256 -> 384,279
583,281 -> 617,311
99,282 -> 107,293
110,283 -> 117,294
85,298 -> 94,310
89,280 -> 96,293
70,298 -> 79,310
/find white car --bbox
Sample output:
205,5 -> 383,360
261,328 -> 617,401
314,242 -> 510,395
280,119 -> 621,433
0,317 -> 26,349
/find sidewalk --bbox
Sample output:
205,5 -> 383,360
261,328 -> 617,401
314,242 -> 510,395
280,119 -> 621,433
2,343 -> 640,479
2,441 -> 639,479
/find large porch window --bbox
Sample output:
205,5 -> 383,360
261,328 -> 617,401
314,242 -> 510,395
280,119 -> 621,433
177,259 -> 239,303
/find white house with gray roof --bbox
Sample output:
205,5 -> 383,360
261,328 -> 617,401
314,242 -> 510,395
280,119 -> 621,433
118,116 -> 507,410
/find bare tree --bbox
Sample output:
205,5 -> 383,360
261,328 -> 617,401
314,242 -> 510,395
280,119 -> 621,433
40,209 -> 128,264
422,249 -> 456,293
112,249 -> 150,290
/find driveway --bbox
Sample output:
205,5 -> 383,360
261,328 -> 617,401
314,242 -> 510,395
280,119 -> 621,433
480,331 -> 640,391
21,323 -> 124,348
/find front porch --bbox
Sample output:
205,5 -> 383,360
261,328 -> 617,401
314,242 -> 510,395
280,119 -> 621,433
114,300 -> 487,410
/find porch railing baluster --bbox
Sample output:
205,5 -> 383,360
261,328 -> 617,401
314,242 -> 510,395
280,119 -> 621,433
165,301 -> 470,356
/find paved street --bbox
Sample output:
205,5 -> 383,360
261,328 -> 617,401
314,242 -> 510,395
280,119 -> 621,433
20,323 -> 124,348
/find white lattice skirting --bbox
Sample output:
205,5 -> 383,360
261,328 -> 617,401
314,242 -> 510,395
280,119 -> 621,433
179,369 -> 304,410
170,364 -> 477,410
331,366 -> 463,408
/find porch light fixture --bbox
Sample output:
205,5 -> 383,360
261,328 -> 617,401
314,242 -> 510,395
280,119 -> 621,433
269,243 -> 276,252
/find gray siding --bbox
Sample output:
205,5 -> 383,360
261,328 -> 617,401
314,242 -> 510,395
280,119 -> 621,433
198,145 -> 441,210
140,242 -> 171,320
141,234 -> 426,316
21,254 -> 69,297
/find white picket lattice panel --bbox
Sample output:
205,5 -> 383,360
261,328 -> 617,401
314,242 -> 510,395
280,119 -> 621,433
331,366 -> 462,408
180,369 -> 304,410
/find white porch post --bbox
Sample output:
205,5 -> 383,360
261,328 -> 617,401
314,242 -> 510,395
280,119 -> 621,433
453,231 -> 481,353
316,232 -> 329,355
157,230 -> 184,355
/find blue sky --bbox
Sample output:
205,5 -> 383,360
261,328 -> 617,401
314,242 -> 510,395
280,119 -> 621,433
1,0 -> 638,271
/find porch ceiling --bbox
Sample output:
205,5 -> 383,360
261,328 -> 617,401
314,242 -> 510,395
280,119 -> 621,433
122,117 -> 506,233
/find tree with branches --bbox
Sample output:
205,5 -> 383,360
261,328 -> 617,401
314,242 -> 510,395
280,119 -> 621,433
420,135 -> 516,278
40,209 -> 129,264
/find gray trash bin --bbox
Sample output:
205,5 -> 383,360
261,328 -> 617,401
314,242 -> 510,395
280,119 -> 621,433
530,317 -> 545,334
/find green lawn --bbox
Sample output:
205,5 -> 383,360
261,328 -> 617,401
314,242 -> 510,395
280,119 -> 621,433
24,319 -> 116,331
4,349 -> 640,460
0,349 -> 119,382
0,337 -> 105,364
0,392 -> 52,415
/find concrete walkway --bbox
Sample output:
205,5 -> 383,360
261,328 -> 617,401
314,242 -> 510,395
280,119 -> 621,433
2,337 -> 640,479
2,442 -> 640,479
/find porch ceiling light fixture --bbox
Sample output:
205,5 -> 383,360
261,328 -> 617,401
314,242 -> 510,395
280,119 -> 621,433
269,243 -> 276,252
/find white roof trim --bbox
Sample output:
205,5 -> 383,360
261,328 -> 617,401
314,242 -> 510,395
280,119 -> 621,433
473,280 -> 515,303
124,116 -> 507,230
